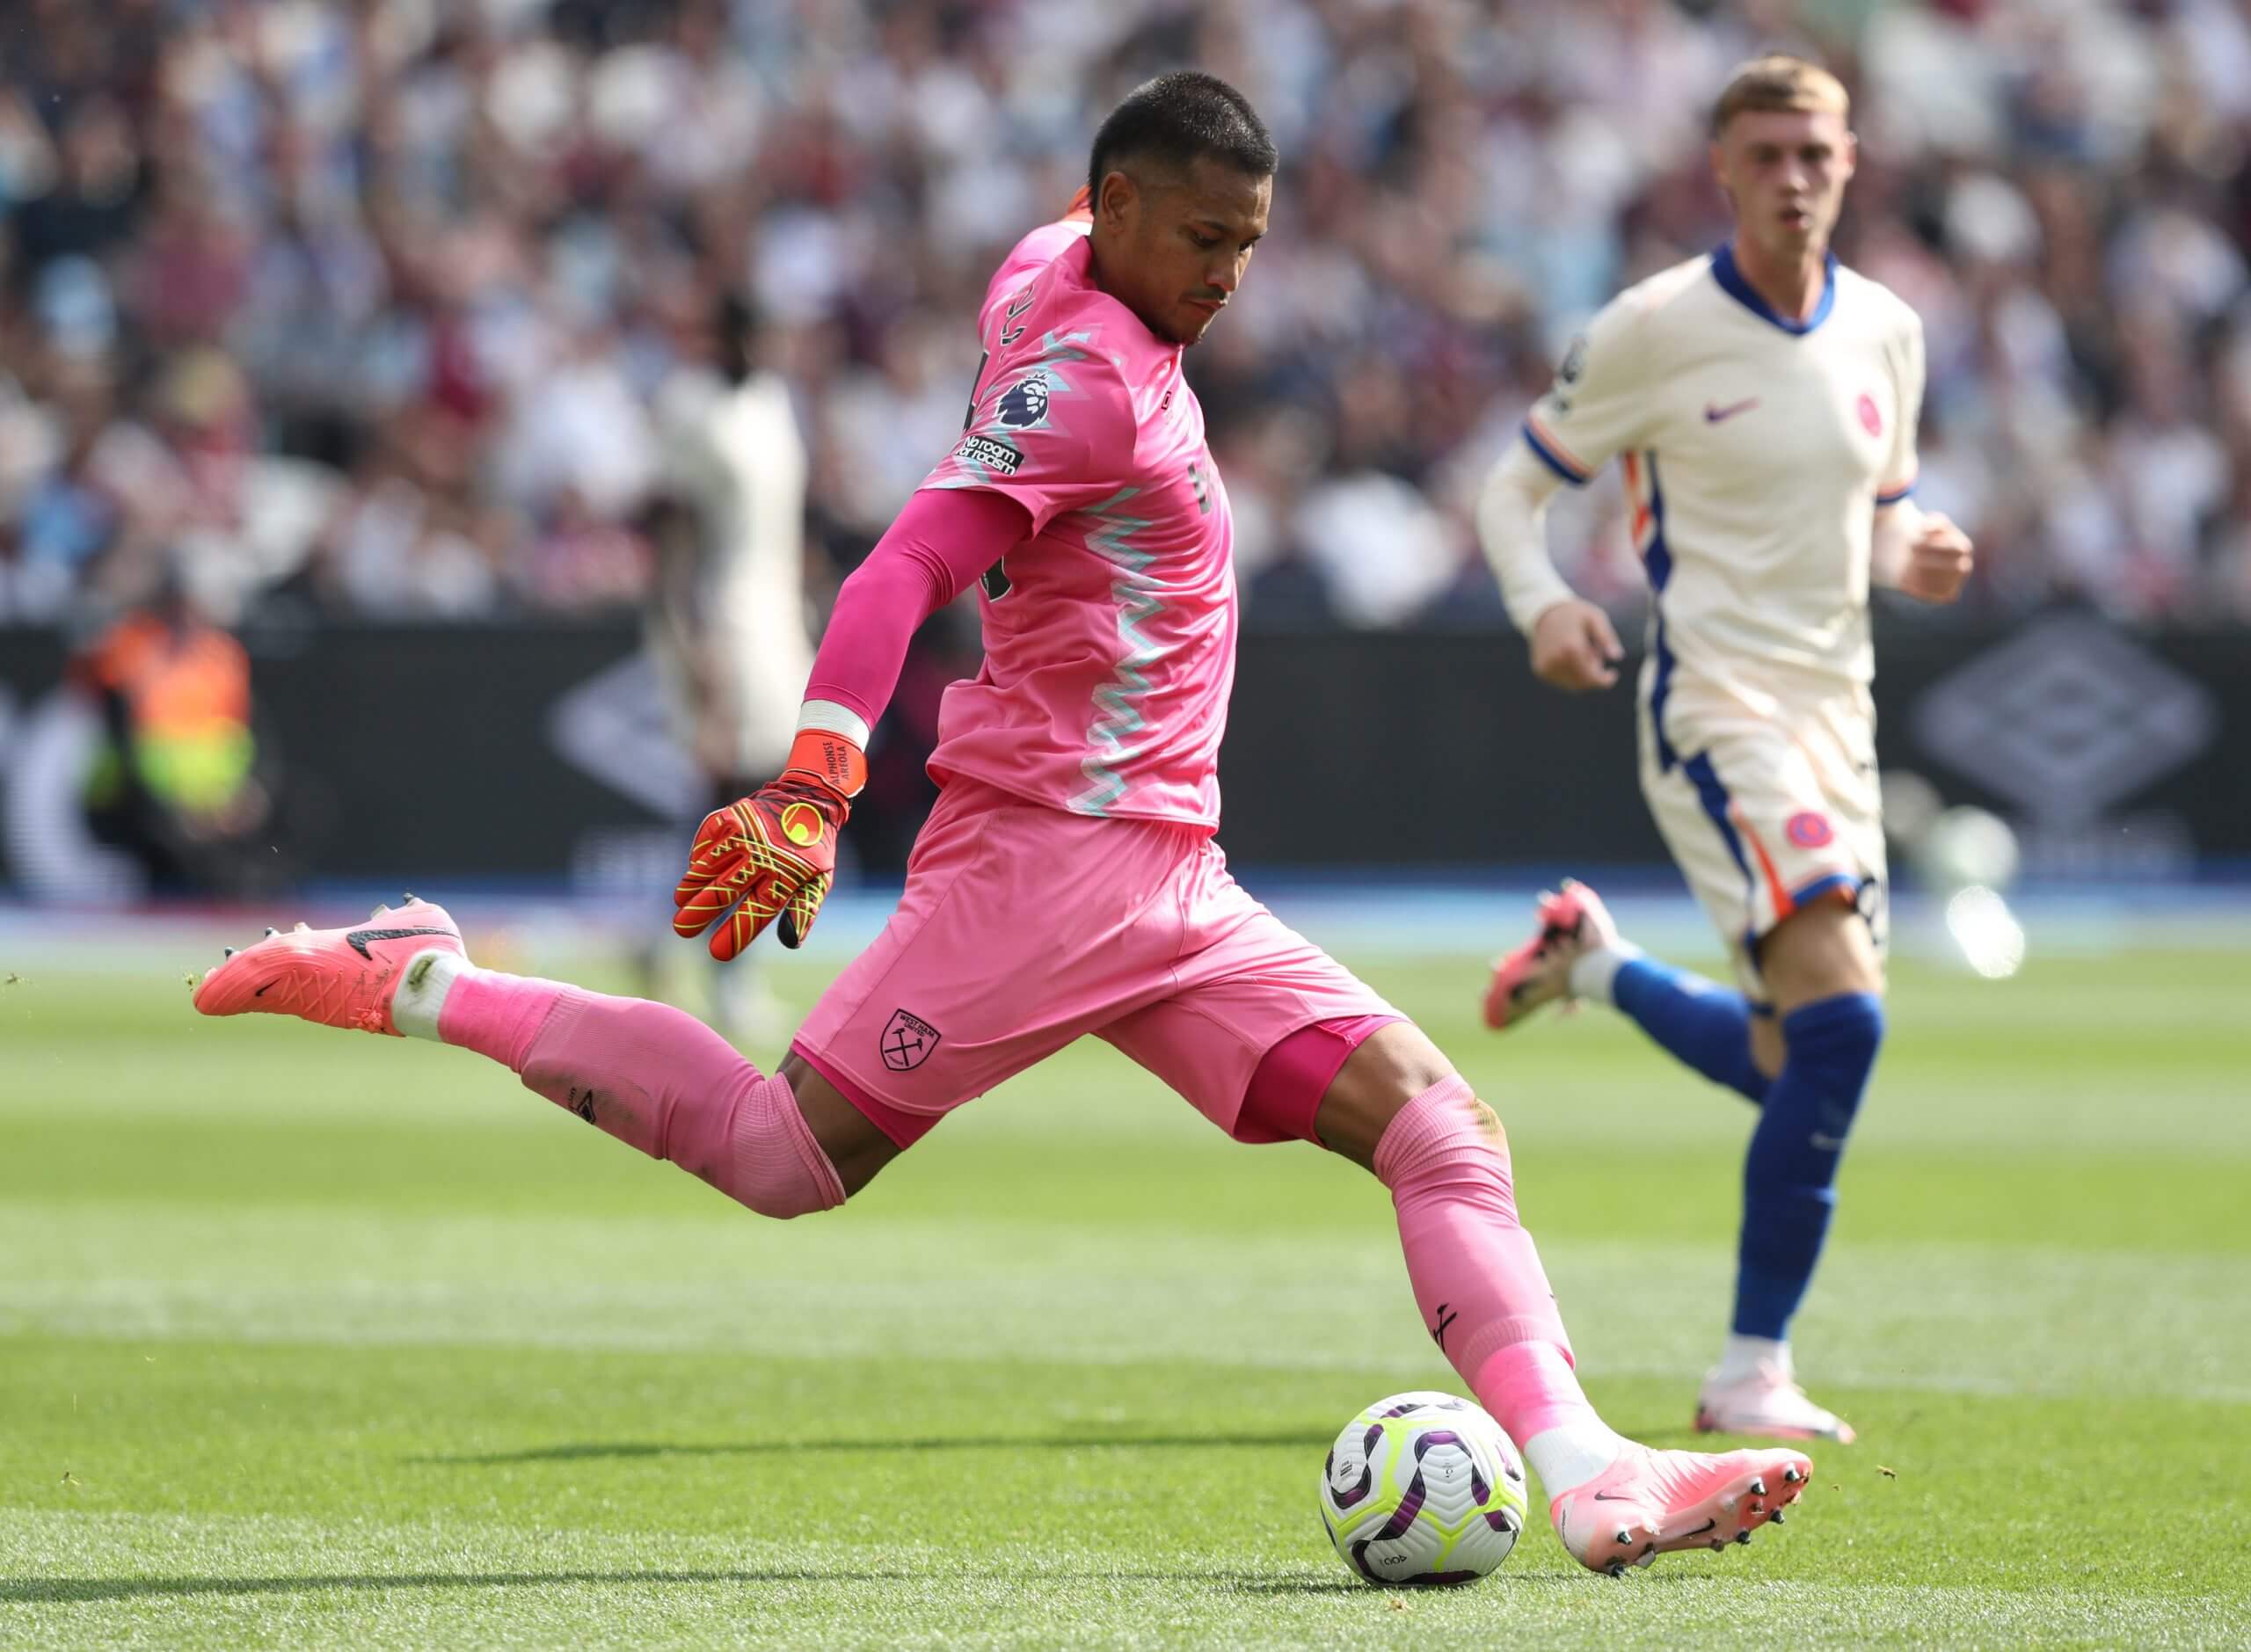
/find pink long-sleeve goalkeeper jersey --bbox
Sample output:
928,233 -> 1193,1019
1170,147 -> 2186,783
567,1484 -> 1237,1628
917,220 -> 1235,831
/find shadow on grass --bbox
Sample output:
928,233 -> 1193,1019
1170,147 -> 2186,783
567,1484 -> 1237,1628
0,1570 -> 898,1605
1226,1579 -> 1368,1595
6,1568 -> 1378,1605
415,1430 -> 1332,1466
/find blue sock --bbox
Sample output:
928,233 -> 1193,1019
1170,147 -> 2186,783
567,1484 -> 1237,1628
1612,956 -> 1771,1105
1732,993 -> 1885,1341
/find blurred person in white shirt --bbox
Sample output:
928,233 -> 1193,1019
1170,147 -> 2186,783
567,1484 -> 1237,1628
639,288 -> 813,1039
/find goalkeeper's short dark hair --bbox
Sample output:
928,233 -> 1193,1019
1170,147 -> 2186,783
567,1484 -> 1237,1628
1087,70 -> 1278,200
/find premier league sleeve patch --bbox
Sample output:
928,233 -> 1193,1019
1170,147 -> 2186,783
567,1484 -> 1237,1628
996,372 -> 1052,429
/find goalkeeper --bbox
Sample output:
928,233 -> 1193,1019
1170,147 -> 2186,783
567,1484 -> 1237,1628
193,72 -> 1813,1574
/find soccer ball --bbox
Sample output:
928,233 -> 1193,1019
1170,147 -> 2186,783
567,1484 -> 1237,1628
1318,1390 -> 1528,1587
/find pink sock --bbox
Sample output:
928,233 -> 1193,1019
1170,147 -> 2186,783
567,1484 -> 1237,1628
1375,1076 -> 1620,1488
1475,1342 -> 1606,1446
437,968 -> 567,1072
438,970 -> 842,1218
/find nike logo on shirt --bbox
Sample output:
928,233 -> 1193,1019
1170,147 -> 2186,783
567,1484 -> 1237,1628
1704,397 -> 1759,423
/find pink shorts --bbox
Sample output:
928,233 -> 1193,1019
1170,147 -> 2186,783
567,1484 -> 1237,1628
792,779 -> 1398,1146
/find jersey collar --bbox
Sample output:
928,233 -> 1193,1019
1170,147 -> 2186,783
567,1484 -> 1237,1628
1066,234 -> 1186,361
1709,242 -> 1837,335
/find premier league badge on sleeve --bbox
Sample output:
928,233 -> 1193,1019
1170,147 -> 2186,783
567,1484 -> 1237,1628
1551,334 -> 1587,413
997,372 -> 1052,429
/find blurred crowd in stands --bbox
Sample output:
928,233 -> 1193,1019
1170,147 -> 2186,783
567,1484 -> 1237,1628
4,0 -> 2251,635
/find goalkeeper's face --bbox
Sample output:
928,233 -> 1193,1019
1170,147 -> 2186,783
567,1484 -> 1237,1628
1092,157 -> 1271,347
1710,107 -> 1857,266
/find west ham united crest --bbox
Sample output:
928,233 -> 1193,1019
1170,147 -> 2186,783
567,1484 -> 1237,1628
880,1008 -> 942,1072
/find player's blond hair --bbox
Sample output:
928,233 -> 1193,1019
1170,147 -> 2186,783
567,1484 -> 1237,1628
1710,55 -> 1849,136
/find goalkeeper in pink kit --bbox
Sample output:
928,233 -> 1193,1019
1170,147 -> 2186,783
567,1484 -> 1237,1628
194,72 -> 1809,1574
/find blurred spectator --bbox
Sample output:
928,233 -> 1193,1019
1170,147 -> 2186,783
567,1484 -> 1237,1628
0,0 -> 2246,633
5,355 -> 175,621
319,411 -> 507,619
11,98 -> 143,279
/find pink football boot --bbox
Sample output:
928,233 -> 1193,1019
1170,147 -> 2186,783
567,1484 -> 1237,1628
1482,878 -> 1618,1030
193,896 -> 463,1036
1550,1443 -> 1811,1576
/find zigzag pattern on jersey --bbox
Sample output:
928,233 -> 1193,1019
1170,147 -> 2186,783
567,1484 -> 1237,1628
1073,484 -> 1159,817
674,798 -> 831,955
934,327 -> 1100,489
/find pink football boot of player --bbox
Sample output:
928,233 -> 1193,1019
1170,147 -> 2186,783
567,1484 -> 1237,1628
1550,1443 -> 1811,1576
1482,877 -> 1618,1030
193,897 -> 463,1036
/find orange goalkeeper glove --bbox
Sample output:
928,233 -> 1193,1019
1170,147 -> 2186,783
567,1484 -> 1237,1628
673,729 -> 866,959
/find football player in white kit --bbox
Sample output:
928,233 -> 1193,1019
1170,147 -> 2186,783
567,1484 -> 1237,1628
1473,57 -> 1974,1443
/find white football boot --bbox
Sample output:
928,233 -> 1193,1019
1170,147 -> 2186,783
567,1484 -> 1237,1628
1695,1359 -> 1858,1445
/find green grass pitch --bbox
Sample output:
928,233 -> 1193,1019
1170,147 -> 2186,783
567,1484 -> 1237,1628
3,932 -> 2247,1647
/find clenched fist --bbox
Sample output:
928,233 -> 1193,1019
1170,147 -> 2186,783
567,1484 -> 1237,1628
1898,513 -> 1974,604
1530,599 -> 1626,692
